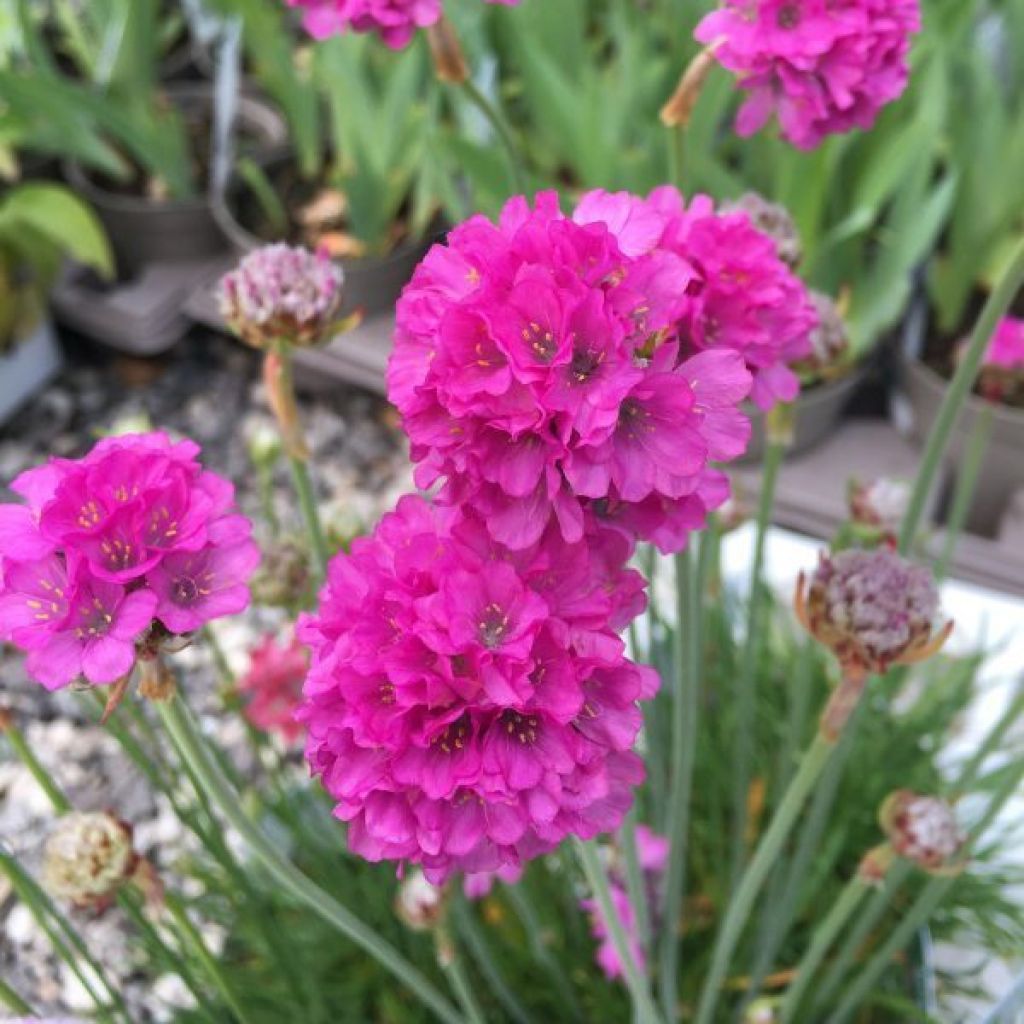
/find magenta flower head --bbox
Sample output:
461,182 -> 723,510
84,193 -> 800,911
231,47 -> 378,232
879,790 -> 964,873
795,547 -> 950,676
238,633 -> 308,743
287,0 -> 520,49
298,494 -> 657,884
975,316 -> 1024,406
695,0 -> 921,150
0,433 -> 259,691
390,190 -> 758,556
217,243 -> 344,350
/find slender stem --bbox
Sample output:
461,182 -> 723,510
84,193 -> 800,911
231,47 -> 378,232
288,453 -> 329,581
936,403 -> 994,581
729,437 -> 785,887
0,975 -> 34,1014
574,838 -> 662,1024
437,925 -> 488,1024
658,544 -> 702,1019
667,125 -> 686,192
3,720 -> 71,813
778,874 -> 869,1022
165,892 -> 255,1024
694,732 -> 835,1024
453,897 -> 534,1024
829,757 -> 1024,1024
459,77 -> 525,194
622,808 -> 652,953
155,695 -> 462,1024
898,238 -> 1024,553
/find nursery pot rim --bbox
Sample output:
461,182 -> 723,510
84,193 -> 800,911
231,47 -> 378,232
63,84 -> 287,215
211,147 -> 441,274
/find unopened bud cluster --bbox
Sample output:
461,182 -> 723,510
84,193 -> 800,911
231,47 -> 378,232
42,812 -> 137,908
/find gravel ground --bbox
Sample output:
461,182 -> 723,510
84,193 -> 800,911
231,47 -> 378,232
0,328 -> 413,1021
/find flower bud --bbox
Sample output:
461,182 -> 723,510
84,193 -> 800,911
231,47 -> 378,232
247,422 -> 283,468
217,243 -> 344,351
880,791 -> 964,872
395,870 -> 447,932
427,17 -> 469,85
795,548 -> 950,675
848,477 -> 911,534
722,193 -> 802,268
42,812 -> 137,908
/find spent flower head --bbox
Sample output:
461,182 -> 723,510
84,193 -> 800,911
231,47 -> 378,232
218,243 -> 344,350
42,812 -> 137,908
848,477 -> 911,533
395,870 -> 447,931
795,547 -> 950,675
880,790 -> 965,872
795,291 -> 849,379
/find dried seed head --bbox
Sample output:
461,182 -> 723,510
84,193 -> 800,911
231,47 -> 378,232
217,243 -> 344,351
722,192 -> 802,268
42,812 -> 137,908
796,547 -> 948,674
394,870 -> 446,932
796,291 -> 848,375
880,790 -> 964,872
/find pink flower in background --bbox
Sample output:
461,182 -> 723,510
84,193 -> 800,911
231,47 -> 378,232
695,0 -> 921,150
239,635 -> 309,743
288,0 -> 520,48
983,317 -> 1024,371
582,825 -> 668,980
390,190 -> 759,555
0,433 -> 258,690
299,494 -> 657,883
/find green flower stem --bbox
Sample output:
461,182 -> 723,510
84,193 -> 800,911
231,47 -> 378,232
437,924 -> 488,1024
574,838 -> 662,1024
452,897 -> 534,1024
829,756 -> 1024,1024
3,720 -> 71,813
0,851 -> 126,1023
165,891 -> 256,1024
622,807 -> 652,953
0,975 -> 34,1014
729,435 -> 786,888
288,451 -> 329,582
658,544 -> 703,1019
155,695 -> 463,1024
504,883 -> 583,1022
459,77 -> 525,194
778,873 -> 870,1022
667,125 -> 686,192
898,238 -> 1024,554
694,732 -> 835,1024
935,403 -> 994,581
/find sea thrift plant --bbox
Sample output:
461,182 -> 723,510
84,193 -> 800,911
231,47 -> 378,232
390,190 -> 763,555
239,634 -> 308,743
288,0 -> 520,48
975,316 -> 1024,407
299,495 -> 656,882
0,433 -> 258,690
582,826 -> 668,980
217,243 -> 344,351
695,0 -> 921,150
41,812 -> 137,908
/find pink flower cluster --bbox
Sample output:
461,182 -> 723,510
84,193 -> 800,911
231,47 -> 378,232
390,189 -> 814,555
0,433 -> 258,691
582,826 -> 668,980
288,0 -> 519,48
239,634 -> 308,743
298,495 -> 655,883
984,317 -> 1024,371
696,0 -> 921,150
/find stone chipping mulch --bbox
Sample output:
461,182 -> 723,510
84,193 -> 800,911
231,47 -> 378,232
0,329 -> 414,1021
